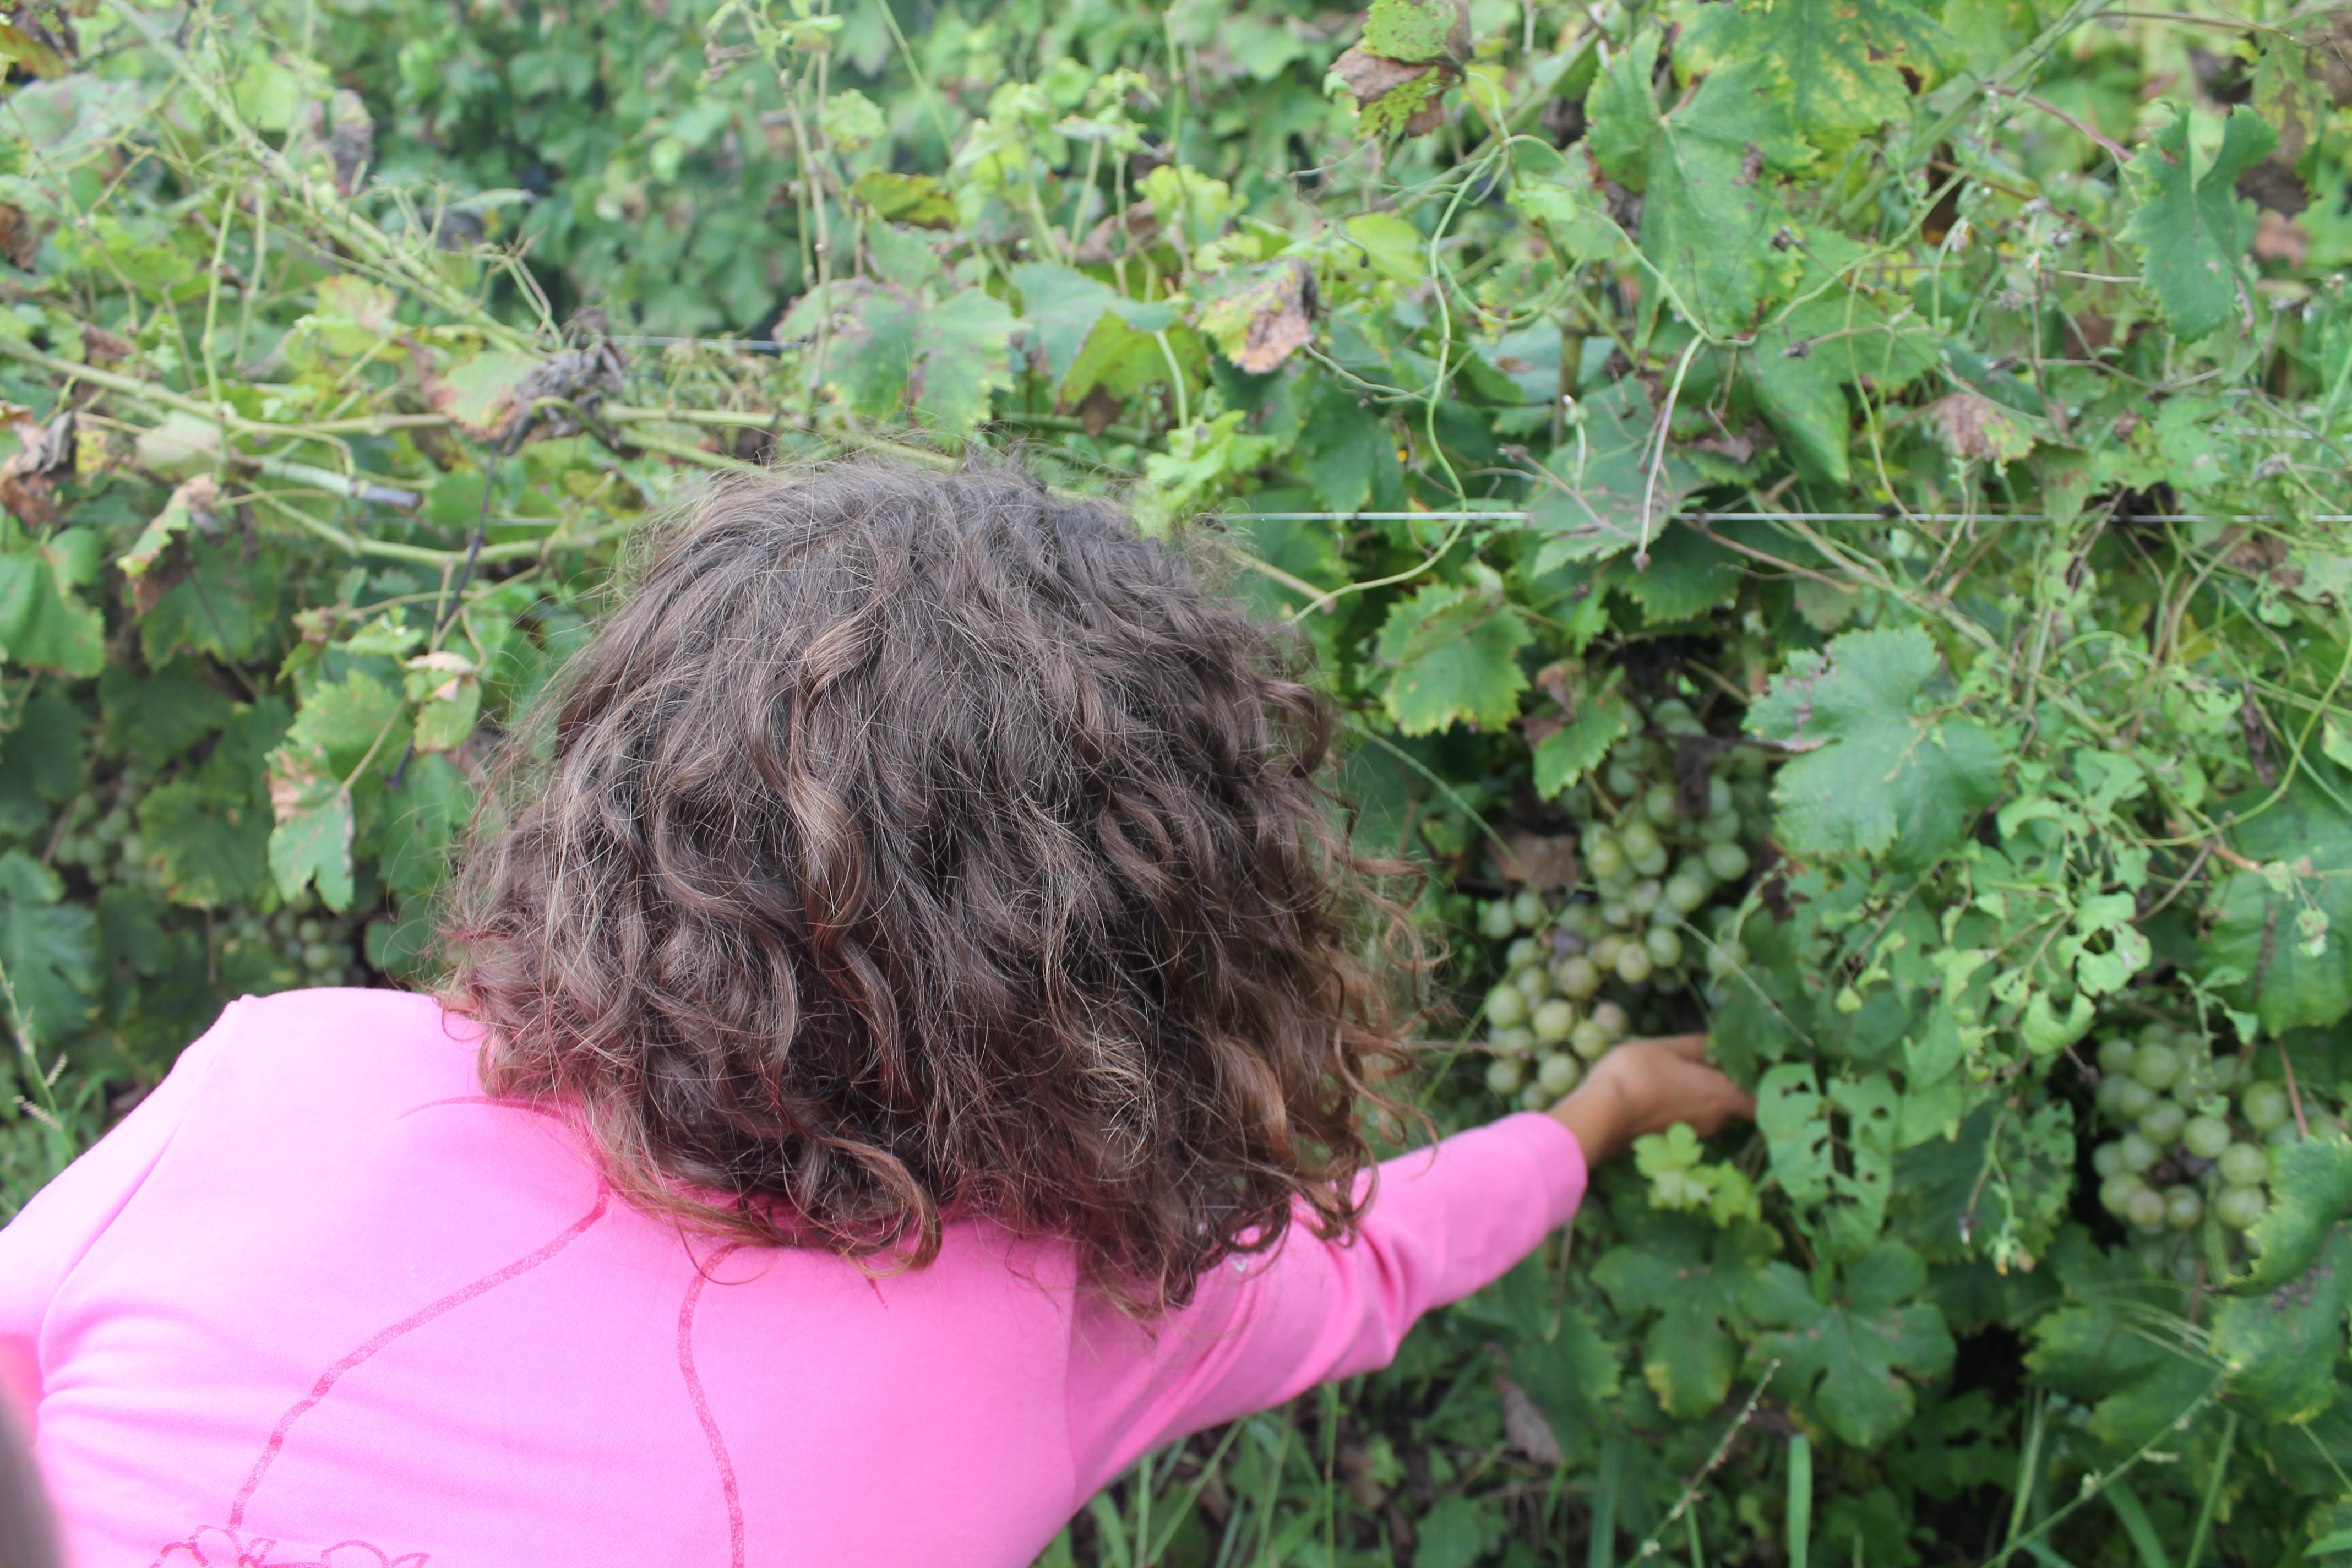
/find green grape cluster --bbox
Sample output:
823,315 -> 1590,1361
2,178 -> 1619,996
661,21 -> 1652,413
219,905 -> 365,986
1471,700 -> 1765,1114
47,768 -> 164,897
2091,1021 -> 2339,1250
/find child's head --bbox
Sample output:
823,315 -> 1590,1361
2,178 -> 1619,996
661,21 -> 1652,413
442,460 -> 1411,1311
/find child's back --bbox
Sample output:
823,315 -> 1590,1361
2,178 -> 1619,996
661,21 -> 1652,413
0,463 -> 1740,1560
6,988 -> 1587,1564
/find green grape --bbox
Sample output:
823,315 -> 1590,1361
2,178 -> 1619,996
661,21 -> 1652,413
1645,927 -> 1683,967
1704,939 -> 1748,977
1519,1084 -> 1554,1113
2131,1043 -> 2181,1090
2137,1102 -> 2186,1145
1627,879 -> 1663,917
2218,1142 -> 2268,1186
1559,902 -> 1602,938
2168,1249 -> 2202,1284
1592,1001 -> 1630,1041
1487,1028 -> 1536,1058
303,942 -> 341,972
2099,1173 -> 2144,1215
1512,891 -> 1548,929
1553,955 -> 1602,999
1531,999 -> 1577,1044
1537,1053 -> 1581,1095
2267,1120 -> 2305,1147
2242,1080 -> 2292,1133
1703,842 -> 1750,882
1652,698 -> 1695,727
1506,937 -> 1539,970
1590,935 -> 1626,972
2117,1133 -> 2160,1173
1706,777 -> 1732,817
1478,901 -> 1517,940
2095,1038 -> 2137,1077
1515,965 -> 1553,1003
2092,1141 -> 2124,1179
1642,783 -> 1680,826
298,918 -> 325,945
2181,1115 -> 2233,1161
2216,1185 -> 2269,1230
1597,868 -> 1636,900
1485,984 -> 1529,1030
2163,1186 -> 2204,1229
1600,901 -> 1635,930
2136,1021 -> 2174,1049
1587,836 -> 1627,881
2115,1078 -> 2158,1120
1605,762 -> 1643,798
1485,1057 -> 1526,1096
1616,943 -> 1655,984
1619,820 -> 1661,863
1569,1019 -> 1610,1060
2124,1186 -> 2168,1229
1631,844 -> 1669,878
272,911 -> 297,940
1664,874 -> 1708,914
1699,809 -> 1741,844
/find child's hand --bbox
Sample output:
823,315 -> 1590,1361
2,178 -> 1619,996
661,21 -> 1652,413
1547,1034 -> 1754,1166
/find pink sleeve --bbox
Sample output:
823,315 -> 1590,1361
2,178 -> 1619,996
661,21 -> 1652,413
0,999 -> 237,1437
1065,1112 -> 1587,1495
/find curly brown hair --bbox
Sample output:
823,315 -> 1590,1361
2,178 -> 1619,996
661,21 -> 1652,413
438,459 -> 1417,1313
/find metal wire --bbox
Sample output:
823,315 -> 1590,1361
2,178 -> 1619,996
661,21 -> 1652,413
1233,510 -> 2352,524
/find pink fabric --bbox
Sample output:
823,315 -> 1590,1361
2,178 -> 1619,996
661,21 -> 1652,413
0,989 -> 1587,1567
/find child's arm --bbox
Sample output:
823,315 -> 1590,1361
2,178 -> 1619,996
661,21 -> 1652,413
1065,1036 -> 1750,1494
0,1001 -> 235,1437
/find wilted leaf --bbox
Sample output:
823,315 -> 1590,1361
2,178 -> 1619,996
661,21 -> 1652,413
1928,391 -> 2037,466
1200,258 -> 1315,373
1328,47 -> 1457,138
850,170 -> 959,229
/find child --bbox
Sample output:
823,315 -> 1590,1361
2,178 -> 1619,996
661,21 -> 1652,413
0,462 -> 1749,1566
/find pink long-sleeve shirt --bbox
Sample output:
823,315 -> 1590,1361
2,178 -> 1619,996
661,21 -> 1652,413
0,988 -> 1588,1568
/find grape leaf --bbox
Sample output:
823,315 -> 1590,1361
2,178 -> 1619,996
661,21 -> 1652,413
1527,379 -> 1697,571
0,526 -> 104,677
1534,689 -> 1632,799
1596,522 -> 1740,623
2211,1223 -> 2352,1424
2206,776 -> 2352,1033
0,694 -> 84,836
1745,1240 -> 1955,1446
1011,263 -> 1123,393
1624,56 -> 1814,337
137,779 -> 271,909
0,850 -> 96,1043
380,752 -> 474,899
268,771 -> 356,912
1678,0 -> 1959,158
285,671 -> 406,776
138,537 -> 277,666
1299,377 -> 1404,515
1595,1217 -> 1779,1419
1749,626 -> 2005,863
1375,584 -> 1532,736
2236,1134 -> 2352,1292
2026,1303 -> 2217,1450
2121,105 -> 2277,342
790,279 -> 1022,432
1362,0 -> 1468,62
100,659 -> 233,763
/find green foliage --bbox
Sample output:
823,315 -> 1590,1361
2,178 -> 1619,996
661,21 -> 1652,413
3,0 -> 2352,1561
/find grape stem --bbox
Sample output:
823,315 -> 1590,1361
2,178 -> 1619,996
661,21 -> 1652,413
2278,1042 -> 2311,1139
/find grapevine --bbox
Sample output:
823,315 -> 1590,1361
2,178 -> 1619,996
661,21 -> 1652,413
2,0 -> 2352,1560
